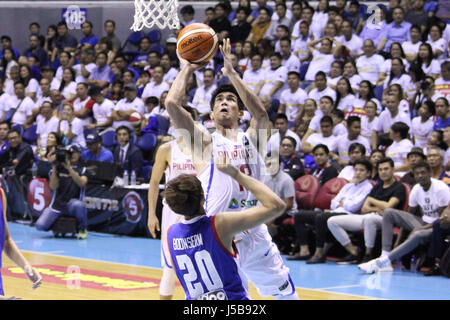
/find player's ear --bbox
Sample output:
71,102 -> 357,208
238,110 -> 244,120
210,111 -> 215,121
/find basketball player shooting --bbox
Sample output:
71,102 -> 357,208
0,188 -> 42,300
165,159 -> 286,300
165,38 -> 298,299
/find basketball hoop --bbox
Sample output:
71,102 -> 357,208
131,0 -> 181,31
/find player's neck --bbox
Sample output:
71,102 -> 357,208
216,125 -> 240,140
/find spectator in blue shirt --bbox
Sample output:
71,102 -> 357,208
0,35 -> 20,60
250,0 -> 274,22
23,34 -> 49,67
434,97 -> 450,130
378,7 -> 412,53
79,21 -> 99,50
82,132 -> 114,163
131,36 -> 152,69
54,21 -> 78,57
88,51 -> 113,89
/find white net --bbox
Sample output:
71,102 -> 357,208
131,0 -> 181,31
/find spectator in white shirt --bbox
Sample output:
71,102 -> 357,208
327,159 -> 375,264
73,82 -> 94,128
377,94 -> 411,136
36,101 -> 59,148
342,60 -> 362,92
192,68 -> 217,118
303,95 -> 335,142
338,142 -> 368,181
428,23 -> 448,62
243,53 -> 264,92
415,43 -> 441,79
327,60 -> 344,90
381,42 -> 409,80
267,113 -> 302,154
112,83 -> 145,129
58,67 -> 77,102
386,121 -> 414,176
361,100 -> 380,151
2,81 -> 35,129
302,115 -> 338,155
336,20 -> 364,58
255,52 -> 288,100
335,77 -> 356,113
331,116 -> 371,166
383,58 -> 412,94
86,86 -> 114,130
278,71 -> 308,124
273,25 -> 291,54
434,61 -> 450,100
330,108 -> 347,137
35,78 -> 52,109
57,103 -> 86,147
266,2 -> 291,40
303,37 -> 342,85
55,51 -> 73,81
308,71 -> 337,105
356,39 -> 386,86
73,47 -> 96,84
160,53 -> 178,86
292,21 -> 312,66
142,65 -> 170,100
353,80 -> 382,115
19,64 -> 39,102
280,37 -> 300,73
411,100 -> 435,148
402,25 -> 423,63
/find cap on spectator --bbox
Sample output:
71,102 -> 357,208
124,83 -> 137,91
86,132 -> 101,144
407,147 -> 426,159
68,144 -> 82,154
166,37 -> 177,44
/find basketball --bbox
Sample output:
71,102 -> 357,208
129,112 -> 142,127
177,23 -> 219,64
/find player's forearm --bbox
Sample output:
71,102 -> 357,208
4,238 -> 30,270
234,171 -> 285,212
147,179 -> 160,217
227,68 -> 267,123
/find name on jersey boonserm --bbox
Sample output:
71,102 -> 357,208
173,233 -> 204,250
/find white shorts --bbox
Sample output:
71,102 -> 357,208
161,203 -> 183,268
235,224 -> 295,298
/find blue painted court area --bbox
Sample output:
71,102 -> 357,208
8,222 -> 450,300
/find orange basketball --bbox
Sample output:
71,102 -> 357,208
177,23 -> 219,63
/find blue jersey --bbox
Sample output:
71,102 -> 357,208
167,215 -> 249,300
0,191 -> 5,296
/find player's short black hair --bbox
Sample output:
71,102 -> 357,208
377,157 -> 395,169
412,161 -> 431,173
354,158 -> 372,172
210,84 -> 244,111
313,144 -> 329,154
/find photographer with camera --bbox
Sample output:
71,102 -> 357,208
0,128 -> 34,220
34,145 -> 89,239
413,76 -> 444,110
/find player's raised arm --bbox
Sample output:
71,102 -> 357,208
220,38 -> 268,133
213,159 -> 286,247
165,54 -> 212,153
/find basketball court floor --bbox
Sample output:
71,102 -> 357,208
2,223 -> 449,300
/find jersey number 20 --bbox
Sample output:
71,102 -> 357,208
176,250 -> 224,298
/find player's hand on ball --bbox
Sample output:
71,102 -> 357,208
177,50 -> 209,71
216,156 -> 239,178
24,265 -> 42,290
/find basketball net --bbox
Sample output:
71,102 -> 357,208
131,0 -> 181,31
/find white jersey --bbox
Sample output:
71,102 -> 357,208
161,139 -> 197,268
199,131 -> 265,219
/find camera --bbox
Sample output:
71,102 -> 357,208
55,146 -> 69,164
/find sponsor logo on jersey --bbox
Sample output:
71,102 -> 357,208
228,198 -> 239,209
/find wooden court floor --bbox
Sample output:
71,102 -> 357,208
1,251 -> 371,300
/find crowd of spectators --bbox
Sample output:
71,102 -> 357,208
0,0 -> 449,275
